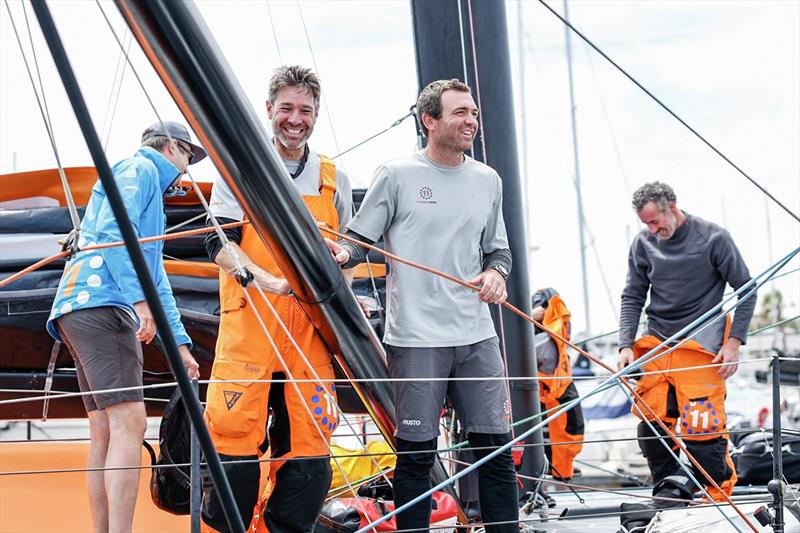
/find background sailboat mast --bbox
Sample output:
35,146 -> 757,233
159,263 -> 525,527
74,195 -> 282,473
563,0 -> 592,335
410,0 -> 546,487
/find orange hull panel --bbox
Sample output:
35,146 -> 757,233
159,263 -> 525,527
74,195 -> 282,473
0,442 -> 189,532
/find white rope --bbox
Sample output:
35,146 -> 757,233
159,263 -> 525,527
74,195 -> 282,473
4,0 -> 81,232
294,0 -> 343,160
263,0 -> 283,65
100,30 -> 133,151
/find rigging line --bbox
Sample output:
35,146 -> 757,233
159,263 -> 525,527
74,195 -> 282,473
758,428 -> 800,507
176,168 -> 393,520
101,32 -> 133,152
165,211 -> 205,233
294,0 -> 342,158
98,26 -> 128,147
0,355 -> 781,411
749,314 -> 800,336
455,0 -> 474,160
572,458 -> 647,487
618,382 -> 741,532
1,352 -> 775,410
327,468 -> 395,500
582,216 -> 619,323
98,26 -> 132,150
520,28 -> 620,323
179,166 -> 396,496
264,0 -> 283,65
465,0 -> 488,164
535,0 -> 800,224
442,455 -> 688,507
332,107 -> 416,160
355,251 -> 794,532
1,427 -> 782,458
0,220 -> 245,289
581,31 -> 635,206
20,1 -> 80,232
325,226 -> 779,375
242,272 -> 396,494
94,0 -> 168,130
4,1 -> 80,232
496,303 -> 516,438
235,283 -> 387,528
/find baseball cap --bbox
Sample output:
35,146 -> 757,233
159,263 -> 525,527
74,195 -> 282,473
141,121 -> 207,164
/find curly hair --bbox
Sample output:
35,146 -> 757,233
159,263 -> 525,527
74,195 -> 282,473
416,78 -> 471,137
268,65 -> 321,111
631,181 -> 677,212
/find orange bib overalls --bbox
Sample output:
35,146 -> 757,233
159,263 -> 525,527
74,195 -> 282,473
538,295 -> 584,479
202,157 -> 339,532
631,333 -> 737,500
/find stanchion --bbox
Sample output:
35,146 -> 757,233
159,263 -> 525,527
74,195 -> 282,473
191,378 -> 202,533
769,351 -> 785,532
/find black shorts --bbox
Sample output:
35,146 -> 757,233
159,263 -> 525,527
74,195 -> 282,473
56,306 -> 143,411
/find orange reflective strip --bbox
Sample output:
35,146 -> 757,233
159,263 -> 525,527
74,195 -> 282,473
164,259 -> 219,278
352,262 -> 386,279
61,260 -> 84,297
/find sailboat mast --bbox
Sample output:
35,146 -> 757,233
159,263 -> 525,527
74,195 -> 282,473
410,0 -> 546,487
563,0 -> 592,335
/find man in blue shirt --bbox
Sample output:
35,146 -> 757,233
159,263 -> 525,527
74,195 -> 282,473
47,121 -> 204,533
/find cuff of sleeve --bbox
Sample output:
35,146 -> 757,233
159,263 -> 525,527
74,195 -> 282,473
340,242 -> 364,269
175,332 -> 192,351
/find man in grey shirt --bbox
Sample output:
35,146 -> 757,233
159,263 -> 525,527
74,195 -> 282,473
331,79 -> 517,532
617,181 -> 755,503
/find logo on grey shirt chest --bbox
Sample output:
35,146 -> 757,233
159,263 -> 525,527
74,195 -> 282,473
416,186 -> 437,204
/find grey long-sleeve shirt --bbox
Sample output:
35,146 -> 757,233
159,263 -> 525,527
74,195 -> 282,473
619,213 -> 756,350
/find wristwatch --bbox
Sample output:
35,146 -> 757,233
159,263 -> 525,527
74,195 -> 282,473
491,264 -> 509,280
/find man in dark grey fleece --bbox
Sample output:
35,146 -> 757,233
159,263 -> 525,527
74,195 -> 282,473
617,181 -> 756,502
617,181 -> 756,374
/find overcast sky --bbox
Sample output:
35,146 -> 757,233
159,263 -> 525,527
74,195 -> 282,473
1,0 -> 798,339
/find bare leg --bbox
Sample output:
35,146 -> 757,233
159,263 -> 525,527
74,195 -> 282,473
86,409 -> 111,533
104,401 -> 147,533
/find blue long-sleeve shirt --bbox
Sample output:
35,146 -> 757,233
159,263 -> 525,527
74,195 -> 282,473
47,147 -> 191,349
619,213 -> 755,351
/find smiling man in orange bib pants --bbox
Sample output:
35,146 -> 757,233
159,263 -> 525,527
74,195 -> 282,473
617,181 -> 756,503
201,65 -> 353,532
531,288 -> 584,482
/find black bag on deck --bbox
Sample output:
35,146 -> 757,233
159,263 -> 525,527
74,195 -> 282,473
731,431 -> 800,485
146,389 -> 193,515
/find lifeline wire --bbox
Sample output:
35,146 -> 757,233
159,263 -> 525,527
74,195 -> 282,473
355,247 -> 796,532
0,354 -> 780,410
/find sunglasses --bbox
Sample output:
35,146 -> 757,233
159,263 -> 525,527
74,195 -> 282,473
175,140 -> 194,164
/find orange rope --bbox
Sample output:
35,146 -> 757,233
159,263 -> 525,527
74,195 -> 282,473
0,221 -> 246,289
322,226 -> 759,532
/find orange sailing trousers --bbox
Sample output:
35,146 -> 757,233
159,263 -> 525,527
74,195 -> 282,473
631,336 -> 737,500
203,157 -> 340,532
